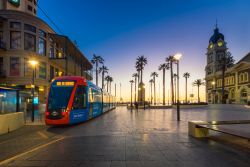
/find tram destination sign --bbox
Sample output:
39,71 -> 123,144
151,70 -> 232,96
56,81 -> 75,86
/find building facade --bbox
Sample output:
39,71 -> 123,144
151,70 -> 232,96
0,0 -> 92,109
205,26 -> 250,104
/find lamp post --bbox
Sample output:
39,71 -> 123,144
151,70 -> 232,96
29,60 -> 38,122
211,81 -> 215,104
174,53 -> 182,121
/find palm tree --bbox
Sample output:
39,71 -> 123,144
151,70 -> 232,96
151,72 -> 158,105
218,51 -> 234,103
129,80 -> 134,107
166,56 -> 175,105
99,65 -> 108,89
91,54 -> 104,86
159,63 -> 169,105
136,56 -> 147,102
132,73 -> 138,103
183,72 -> 190,103
136,55 -> 148,84
109,76 -> 113,94
173,73 -> 178,104
149,79 -> 154,104
193,79 -> 205,103
105,75 -> 111,92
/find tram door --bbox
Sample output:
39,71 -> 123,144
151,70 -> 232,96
88,88 -> 93,119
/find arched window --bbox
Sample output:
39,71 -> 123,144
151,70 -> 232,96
241,89 -> 247,98
230,89 -> 235,98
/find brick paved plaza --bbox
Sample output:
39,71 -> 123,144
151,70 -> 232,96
0,105 -> 250,167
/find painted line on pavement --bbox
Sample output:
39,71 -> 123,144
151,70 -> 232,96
0,137 -> 65,166
37,131 -> 49,139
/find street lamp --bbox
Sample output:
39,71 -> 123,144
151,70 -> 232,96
211,81 -> 215,104
29,60 -> 38,122
174,53 -> 182,121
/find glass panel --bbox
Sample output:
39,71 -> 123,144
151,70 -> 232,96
0,89 -> 17,114
10,31 -> 21,49
48,80 -> 75,110
0,57 -> 3,76
39,62 -> 46,79
49,45 -> 54,58
0,31 -> 4,49
72,86 -> 87,109
50,65 -> 54,81
10,57 -> 20,76
10,22 -> 21,29
38,38 -> 46,56
24,33 -> 36,51
0,22 -> 3,29
39,29 -> 46,38
55,68 -> 59,77
24,24 -> 36,33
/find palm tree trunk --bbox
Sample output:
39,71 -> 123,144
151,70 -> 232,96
134,77 -> 137,103
138,71 -> 140,85
174,77 -> 177,104
96,62 -> 98,86
154,77 -> 156,105
107,81 -> 109,92
185,77 -> 187,103
109,82 -> 111,93
102,71 -> 104,89
141,69 -> 143,84
198,85 -> 200,103
130,83 -> 133,107
170,62 -> 174,105
163,69 -> 165,105
150,82 -> 153,104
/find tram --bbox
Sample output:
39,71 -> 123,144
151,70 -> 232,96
45,76 -> 116,125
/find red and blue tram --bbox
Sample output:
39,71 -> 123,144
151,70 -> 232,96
45,76 -> 116,125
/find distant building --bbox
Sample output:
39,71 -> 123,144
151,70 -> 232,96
205,26 -> 250,104
0,0 -> 92,106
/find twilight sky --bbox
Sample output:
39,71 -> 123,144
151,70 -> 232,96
38,0 -> 250,102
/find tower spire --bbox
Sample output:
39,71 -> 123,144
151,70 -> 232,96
215,19 -> 218,29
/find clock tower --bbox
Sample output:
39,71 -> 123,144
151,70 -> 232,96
205,25 -> 227,103
206,25 -> 227,77
0,0 -> 37,16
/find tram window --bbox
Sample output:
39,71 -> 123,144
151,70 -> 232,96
72,86 -> 87,109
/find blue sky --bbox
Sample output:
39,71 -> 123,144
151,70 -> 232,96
38,0 -> 250,101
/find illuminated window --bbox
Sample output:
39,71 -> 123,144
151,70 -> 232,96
39,62 -> 46,79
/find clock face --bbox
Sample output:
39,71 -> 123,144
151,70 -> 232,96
217,41 -> 223,47
209,43 -> 213,49
8,0 -> 20,7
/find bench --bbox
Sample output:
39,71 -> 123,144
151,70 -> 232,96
188,120 -> 250,140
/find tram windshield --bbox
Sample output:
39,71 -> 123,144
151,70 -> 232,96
48,80 -> 75,110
